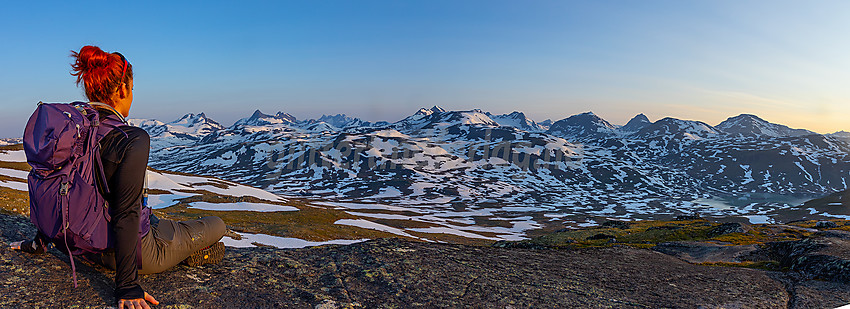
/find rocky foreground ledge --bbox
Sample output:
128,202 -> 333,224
3,213 -> 850,308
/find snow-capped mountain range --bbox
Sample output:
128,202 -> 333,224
129,113 -> 224,149
0,138 -> 22,146
130,107 -> 850,223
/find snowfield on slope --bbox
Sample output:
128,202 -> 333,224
146,170 -> 285,202
0,149 -> 26,162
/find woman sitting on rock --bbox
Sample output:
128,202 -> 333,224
11,45 -> 227,309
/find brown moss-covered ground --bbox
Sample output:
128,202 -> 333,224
4,211 -> 850,307
505,218 -> 828,250
0,213 -> 813,308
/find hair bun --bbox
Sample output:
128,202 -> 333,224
73,45 -> 112,73
70,45 -> 131,104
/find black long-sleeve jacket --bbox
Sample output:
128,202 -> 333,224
98,123 -> 150,300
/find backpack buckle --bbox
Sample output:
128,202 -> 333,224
59,182 -> 69,195
74,105 -> 88,116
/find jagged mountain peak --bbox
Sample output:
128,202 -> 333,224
303,121 -> 338,132
564,111 -> 610,124
175,112 -> 205,120
621,113 -> 652,133
827,131 -> 850,138
250,109 -> 270,118
450,109 -> 498,126
128,112 -> 226,150
319,113 -> 347,119
732,113 -> 760,120
394,108 -> 498,131
235,109 -> 297,127
830,131 -> 850,143
630,113 -> 650,123
485,111 -> 544,132
656,117 -> 711,126
415,106 -> 447,116
312,114 -> 364,129
174,113 -> 201,124
636,117 -> 718,140
546,111 -> 617,141
275,112 -> 297,123
427,109 -> 497,127
172,112 -> 223,129
716,114 -> 814,138
720,114 -> 770,127
486,111 -> 525,119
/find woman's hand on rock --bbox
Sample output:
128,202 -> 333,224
118,292 -> 159,309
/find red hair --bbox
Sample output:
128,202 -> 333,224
70,45 -> 133,105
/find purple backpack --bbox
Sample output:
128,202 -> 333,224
23,101 -> 150,287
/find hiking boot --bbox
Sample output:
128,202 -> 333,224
13,237 -> 48,255
183,242 -> 225,267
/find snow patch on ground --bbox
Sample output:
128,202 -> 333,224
817,212 -> 850,220
374,187 -> 402,198
0,168 -> 29,179
312,201 -> 420,213
222,231 -> 368,248
189,201 -> 298,212
0,180 -> 27,191
334,219 -> 421,239
146,194 -> 189,209
151,171 -> 285,202
406,227 -> 499,240
0,150 -> 27,162
0,163 -> 27,193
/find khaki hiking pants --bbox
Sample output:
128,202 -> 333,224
90,216 -> 226,274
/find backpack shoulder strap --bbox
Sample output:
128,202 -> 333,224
89,102 -> 128,124
89,102 -> 129,141
87,102 -> 128,196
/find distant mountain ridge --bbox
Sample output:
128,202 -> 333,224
620,114 -> 652,133
830,131 -> 850,143
486,111 -> 546,132
635,117 -> 719,141
129,112 -> 225,149
129,107 -> 850,222
0,138 -> 22,146
128,108 -> 831,140
546,112 -> 618,141
233,110 -> 298,127
716,114 -> 815,138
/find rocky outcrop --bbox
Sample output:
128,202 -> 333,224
706,222 -> 750,237
762,230 -> 850,284
2,213 -> 850,308
653,242 -> 759,264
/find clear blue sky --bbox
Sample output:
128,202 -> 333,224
2,0 -> 849,137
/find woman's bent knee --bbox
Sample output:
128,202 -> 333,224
201,216 -> 226,241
